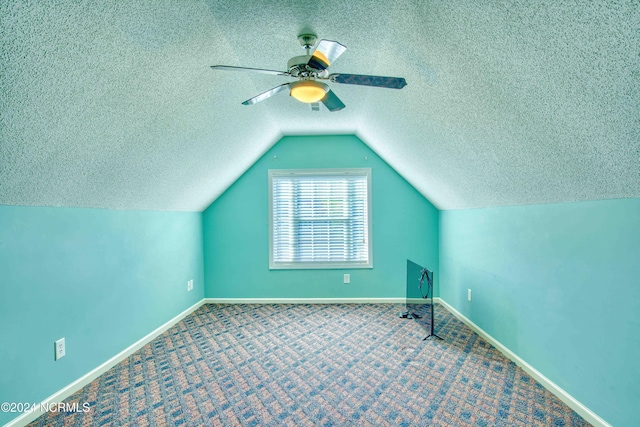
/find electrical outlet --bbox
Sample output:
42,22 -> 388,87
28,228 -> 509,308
55,338 -> 65,360
187,279 -> 193,291
343,274 -> 350,284
468,289 -> 472,302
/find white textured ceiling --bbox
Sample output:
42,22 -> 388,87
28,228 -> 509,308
1,1 -> 638,211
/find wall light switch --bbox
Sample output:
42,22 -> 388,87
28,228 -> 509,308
344,274 -> 350,284
55,338 -> 65,360
468,289 -> 472,302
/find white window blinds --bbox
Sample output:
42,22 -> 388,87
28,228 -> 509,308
269,169 -> 372,269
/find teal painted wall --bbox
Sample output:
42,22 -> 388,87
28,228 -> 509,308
0,205 -> 204,426
439,199 -> 640,427
203,135 -> 439,299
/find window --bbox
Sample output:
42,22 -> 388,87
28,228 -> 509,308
269,168 -> 372,269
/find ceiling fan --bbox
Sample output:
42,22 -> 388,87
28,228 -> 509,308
210,34 -> 407,112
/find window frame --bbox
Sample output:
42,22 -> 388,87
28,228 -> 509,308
268,168 -> 373,270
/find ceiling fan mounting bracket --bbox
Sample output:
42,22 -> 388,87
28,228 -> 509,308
298,34 -> 317,52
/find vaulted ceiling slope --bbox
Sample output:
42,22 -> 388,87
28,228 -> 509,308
1,1 -> 638,212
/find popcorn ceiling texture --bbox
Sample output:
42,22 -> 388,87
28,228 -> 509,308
1,0 -> 638,211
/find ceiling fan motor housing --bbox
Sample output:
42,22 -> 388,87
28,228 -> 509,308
287,56 -> 328,78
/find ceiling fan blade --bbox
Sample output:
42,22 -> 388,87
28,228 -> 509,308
329,73 -> 407,89
307,40 -> 346,70
210,65 -> 288,76
321,90 -> 346,112
242,83 -> 290,105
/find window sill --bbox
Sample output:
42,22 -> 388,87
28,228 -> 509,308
269,262 -> 373,270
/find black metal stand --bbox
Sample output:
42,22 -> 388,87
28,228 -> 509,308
421,270 -> 443,341
399,311 -> 421,319
423,302 -> 443,341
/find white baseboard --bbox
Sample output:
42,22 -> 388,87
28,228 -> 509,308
409,297 -> 439,304
4,300 -> 204,427
204,297 -> 409,304
437,298 -> 611,427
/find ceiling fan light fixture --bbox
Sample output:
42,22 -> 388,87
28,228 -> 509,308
289,80 -> 328,103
